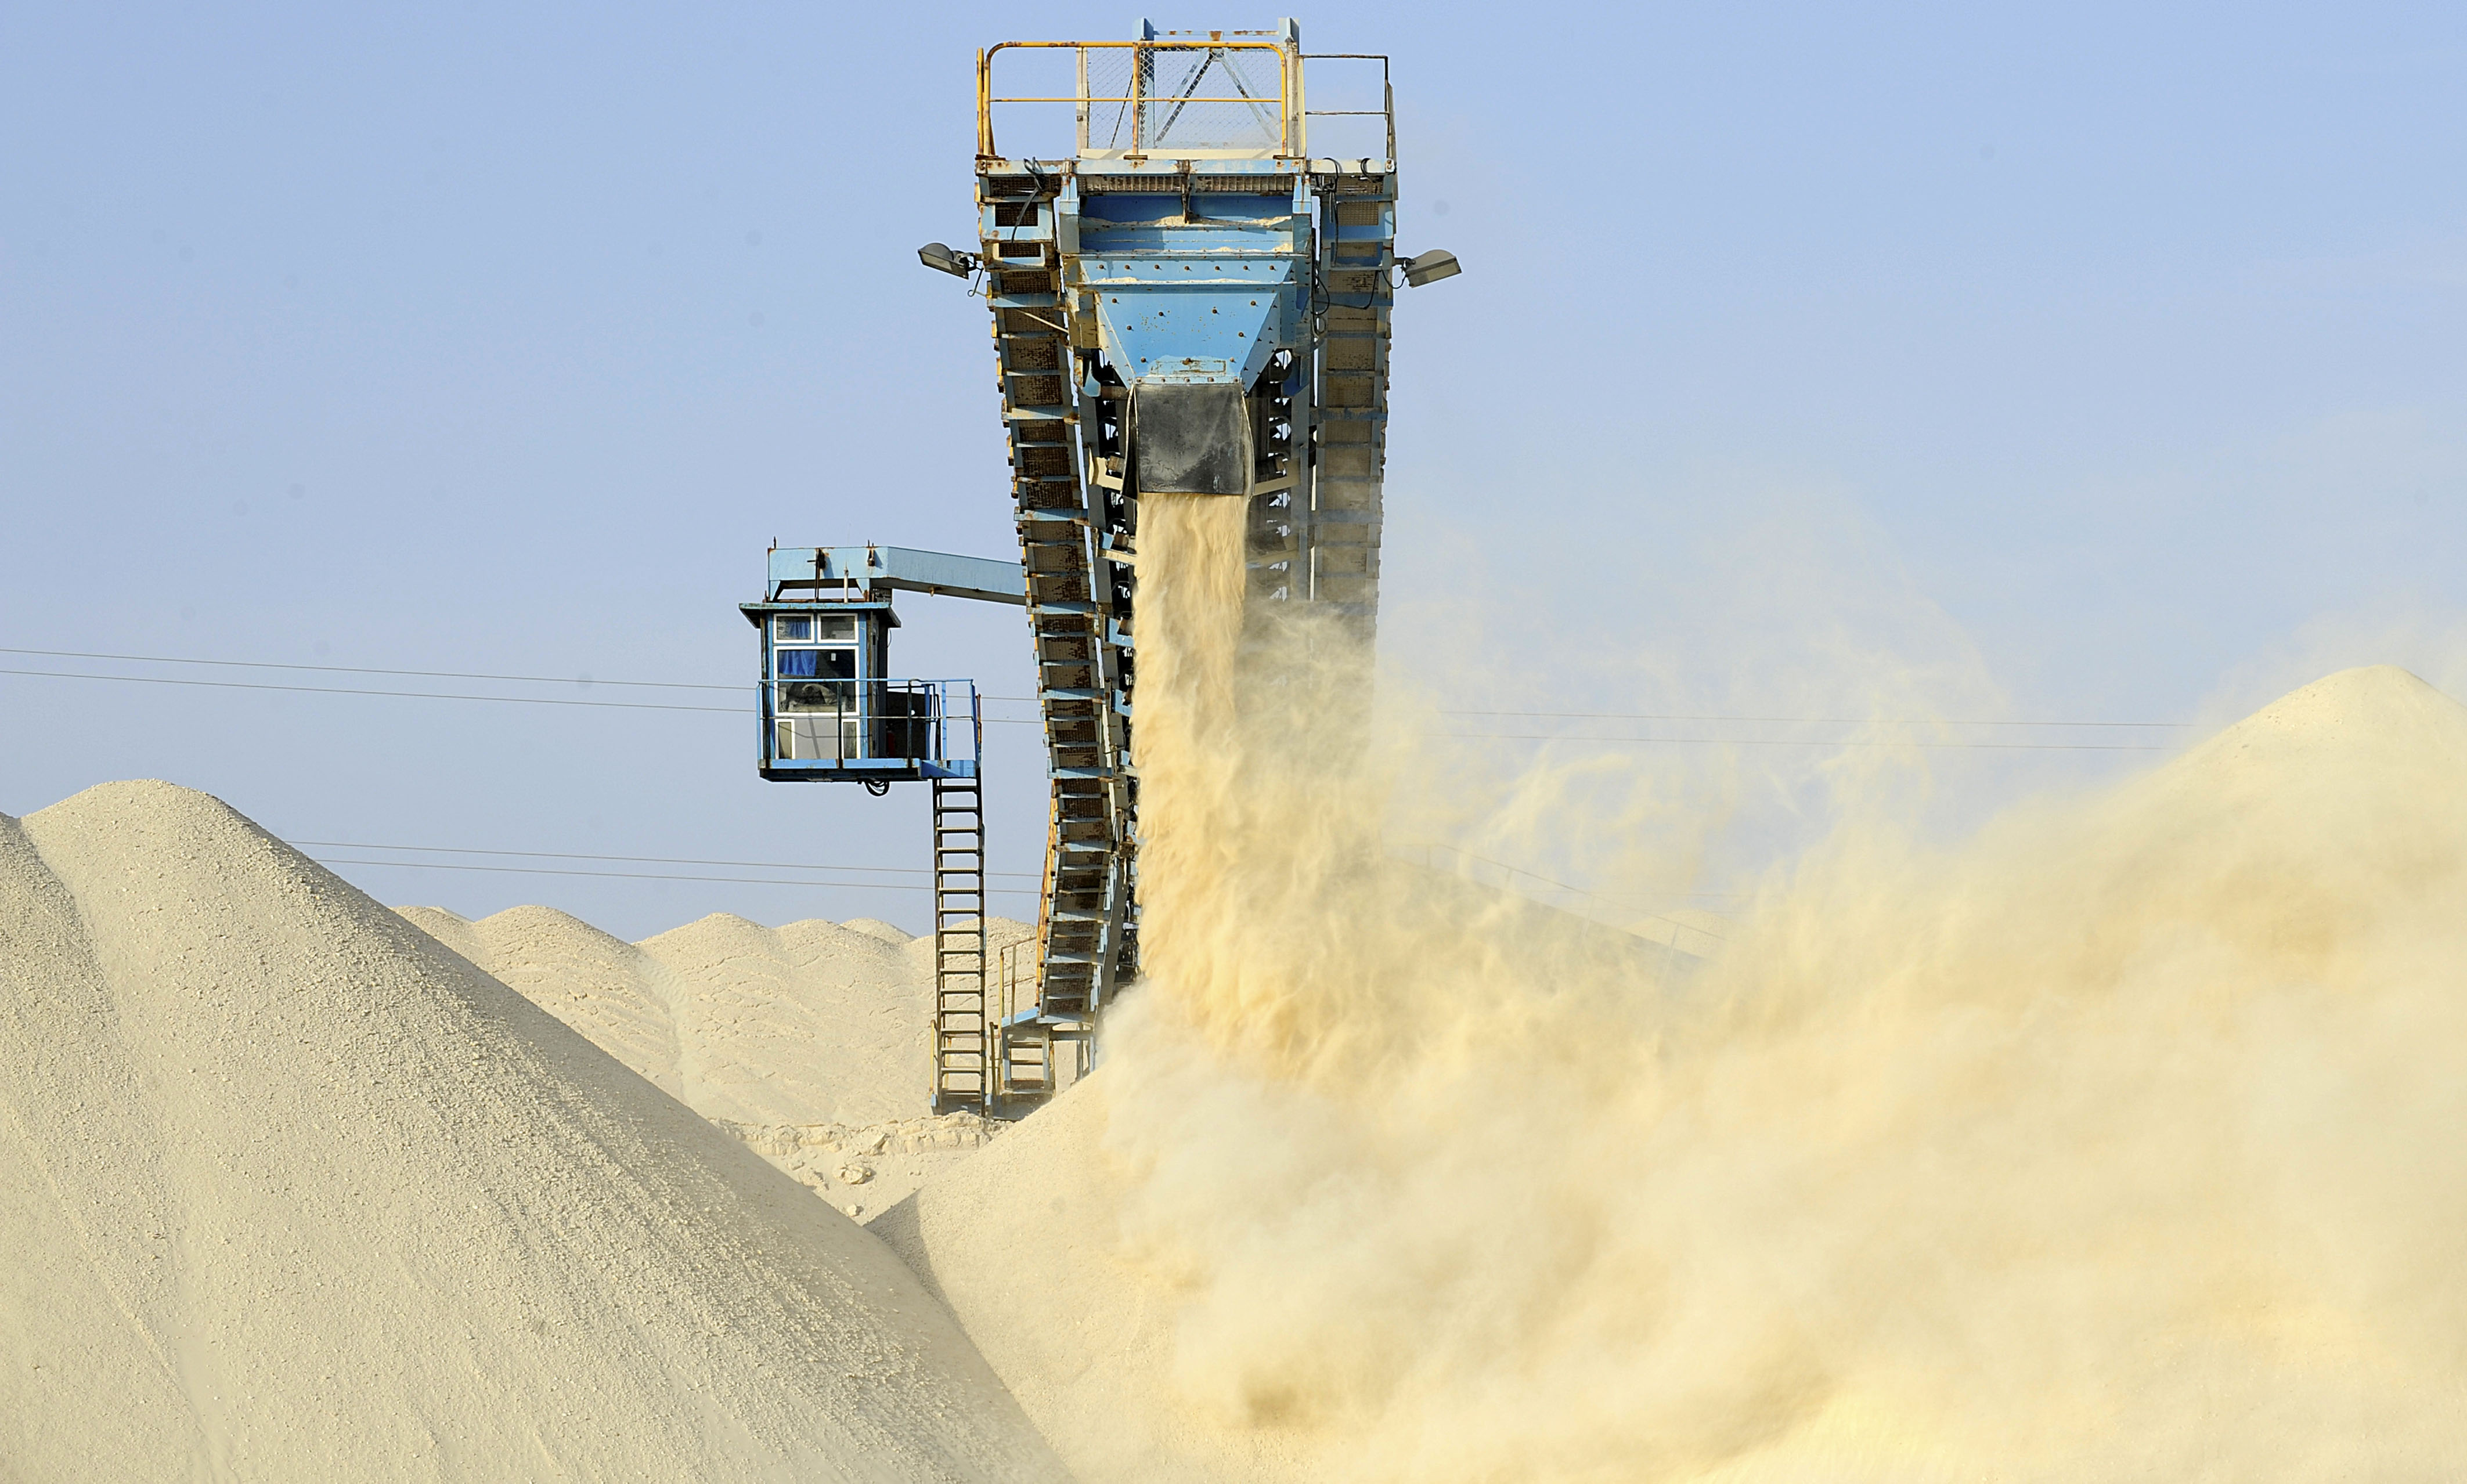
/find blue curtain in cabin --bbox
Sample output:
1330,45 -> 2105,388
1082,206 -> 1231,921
776,648 -> 821,678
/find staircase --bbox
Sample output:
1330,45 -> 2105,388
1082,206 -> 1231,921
966,160 -> 1398,1104
930,775 -> 990,1112
978,181 -> 1139,1064
990,938 -> 1052,1097
1307,178 -> 1397,630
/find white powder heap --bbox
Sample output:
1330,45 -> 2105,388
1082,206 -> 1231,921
16,620 -> 2466,1482
0,781 -> 1064,1482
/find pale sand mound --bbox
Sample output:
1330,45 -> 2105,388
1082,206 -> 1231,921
840,917 -> 917,947
640,912 -> 925,1126
0,781 -> 1065,1482
394,903 -> 1034,1222
395,902 -> 685,1103
396,907 -> 1033,1131
881,666 -> 2467,1483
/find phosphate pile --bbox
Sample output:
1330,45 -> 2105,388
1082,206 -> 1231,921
889,493 -> 2467,1481
395,903 -> 1033,1219
11,533 -> 2467,1483
0,782 -> 1063,1482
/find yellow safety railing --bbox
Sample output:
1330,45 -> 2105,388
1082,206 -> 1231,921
977,40 -> 1301,160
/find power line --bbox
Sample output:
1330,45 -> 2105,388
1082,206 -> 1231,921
307,839 -> 1698,913
1,666 -> 742,713
1433,732 -> 2170,752
308,833 -> 1739,902
0,647 -> 2198,731
310,855 -> 1040,897
0,651 -> 2191,744
0,667 -> 1045,721
0,668 -> 2180,748
0,646 -> 744,692
1433,709 -> 2190,729
292,839 -> 1041,880
308,836 -> 1739,904
0,645 -> 1049,709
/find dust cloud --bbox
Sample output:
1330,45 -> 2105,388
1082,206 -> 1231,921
1102,492 -> 2467,1479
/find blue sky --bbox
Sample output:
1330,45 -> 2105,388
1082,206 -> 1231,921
5,2 -> 2464,936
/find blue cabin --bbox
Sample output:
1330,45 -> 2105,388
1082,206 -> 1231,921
740,546 -> 1022,786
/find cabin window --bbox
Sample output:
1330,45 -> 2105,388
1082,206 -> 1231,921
776,648 -> 856,680
777,645 -> 857,713
775,613 -> 859,642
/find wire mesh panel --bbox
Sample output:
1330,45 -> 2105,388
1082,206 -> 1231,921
1080,46 -> 1137,155
1137,45 -> 1286,153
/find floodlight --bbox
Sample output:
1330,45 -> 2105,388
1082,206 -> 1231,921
917,241 -> 979,278
1401,249 -> 1462,288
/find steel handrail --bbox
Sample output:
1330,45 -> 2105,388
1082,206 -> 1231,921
759,678 -> 980,767
990,96 -> 1279,103
1300,52 -> 1393,163
973,45 -> 1400,165
978,39 -> 1298,160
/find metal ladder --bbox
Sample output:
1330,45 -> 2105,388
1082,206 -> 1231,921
978,186 -> 1138,1045
1307,179 -> 1397,629
965,166 -> 1397,1103
990,937 -> 1052,1100
930,775 -> 990,1111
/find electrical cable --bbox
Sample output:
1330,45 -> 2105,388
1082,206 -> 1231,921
1432,708 -> 2190,728
0,647 -> 2198,730
1431,733 -> 2171,752
291,839 -> 1040,880
0,646 -> 744,691
298,839 -> 1742,903
308,855 -> 1038,897
0,666 -> 744,713
0,652 -> 2194,747
0,667 -> 1045,721
3,653 -> 1888,911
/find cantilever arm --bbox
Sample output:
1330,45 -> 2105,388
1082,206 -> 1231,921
764,546 -> 1026,606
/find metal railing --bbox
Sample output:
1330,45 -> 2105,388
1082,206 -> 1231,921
996,938 -> 1031,1028
759,678 -> 981,771
979,39 -> 1300,160
978,44 -> 1398,166
1300,53 -> 1395,165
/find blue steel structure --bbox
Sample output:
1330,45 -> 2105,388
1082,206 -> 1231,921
936,21 -> 1453,1104
740,543 -> 1025,1110
742,24 -> 1452,1115
740,544 -> 1019,785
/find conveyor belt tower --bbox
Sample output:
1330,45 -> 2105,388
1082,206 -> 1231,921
926,20 -> 1455,1103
